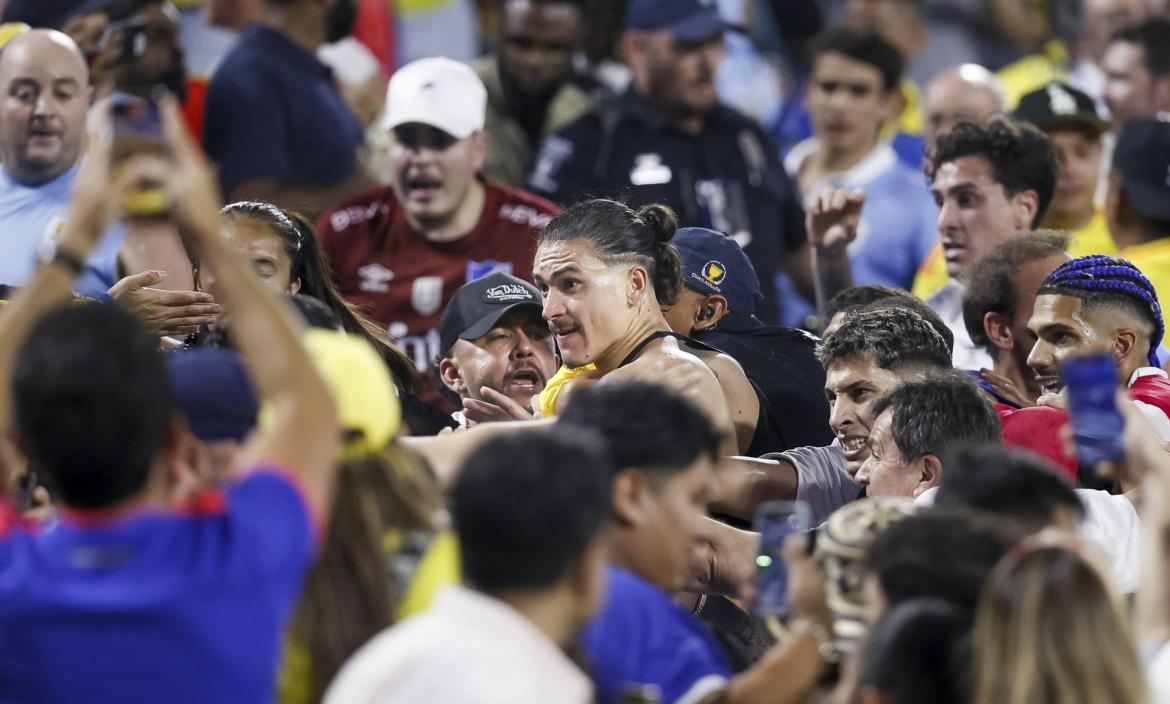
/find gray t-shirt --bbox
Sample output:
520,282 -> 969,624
763,443 -> 859,526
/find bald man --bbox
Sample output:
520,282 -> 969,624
922,65 -> 1005,156
0,29 -> 125,297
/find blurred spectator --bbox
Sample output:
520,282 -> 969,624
663,226 -> 833,449
282,329 -> 454,704
1107,117 -> 1170,309
856,599 -> 970,704
202,0 -> 378,216
0,106 -> 341,702
962,230 -> 1070,407
1071,0 -> 1159,105
559,383 -> 827,704
811,497 -> 914,652
922,117 -> 1056,370
842,0 -> 935,88
936,444 -> 1140,593
317,57 -> 558,405
435,272 -> 557,425
780,28 -> 937,328
971,545 -> 1146,704
1102,16 -> 1170,130
1027,255 -> 1170,438
203,0 -> 262,30
821,283 -> 953,341
863,507 -> 1018,622
0,29 -> 126,297
856,374 -> 1002,499
528,0 -> 810,325
324,428 -> 609,704
1014,82 -> 1115,257
473,0 -> 592,187
921,65 -> 1006,157
166,346 -> 258,496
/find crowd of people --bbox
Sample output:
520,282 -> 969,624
0,0 -> 1168,702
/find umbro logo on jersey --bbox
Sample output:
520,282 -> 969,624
358,263 -> 394,293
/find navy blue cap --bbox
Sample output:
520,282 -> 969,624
167,348 -> 259,443
625,0 -> 728,40
439,271 -> 544,354
672,227 -> 763,317
1114,116 -> 1170,222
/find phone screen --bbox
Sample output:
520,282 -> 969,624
752,500 -> 811,618
109,89 -> 168,216
1063,353 -> 1125,465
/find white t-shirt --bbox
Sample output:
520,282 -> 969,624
915,487 -> 1140,593
324,585 -> 593,704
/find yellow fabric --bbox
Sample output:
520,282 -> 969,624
393,531 -> 461,620
996,41 -> 1070,109
911,209 -> 1117,300
277,531 -> 460,704
538,364 -> 597,417
885,79 -> 923,139
303,330 -> 401,458
0,23 -> 29,50
1121,238 -> 1170,316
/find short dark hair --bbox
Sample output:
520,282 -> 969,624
825,284 -> 911,322
1037,255 -> 1164,368
1110,16 -> 1170,79
859,599 -> 970,704
962,230 -> 1070,355
13,304 -> 172,509
935,444 -> 1084,533
928,117 -> 1057,229
558,381 -> 721,477
865,507 -> 1019,616
870,374 -> 1001,463
817,307 -> 952,372
451,427 -> 610,593
538,200 -> 684,306
811,27 -> 904,92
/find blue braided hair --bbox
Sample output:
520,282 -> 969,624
1037,255 -> 1164,367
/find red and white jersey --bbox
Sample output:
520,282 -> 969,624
1127,367 -> 1170,440
317,180 -> 559,375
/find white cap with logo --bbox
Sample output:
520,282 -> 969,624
380,56 -> 487,139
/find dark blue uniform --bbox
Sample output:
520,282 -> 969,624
528,89 -> 807,324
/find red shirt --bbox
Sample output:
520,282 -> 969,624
317,180 -> 559,376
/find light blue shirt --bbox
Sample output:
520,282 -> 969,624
0,164 -> 126,298
777,141 -> 939,327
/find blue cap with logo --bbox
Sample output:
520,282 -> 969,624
625,0 -> 728,41
167,348 -> 259,443
672,227 -> 763,319
1113,115 -> 1170,222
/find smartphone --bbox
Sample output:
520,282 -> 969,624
110,89 -> 169,216
752,500 -> 811,618
97,17 -> 149,64
1062,353 -> 1125,465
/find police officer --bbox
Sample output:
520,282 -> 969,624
527,0 -> 811,324
663,227 -> 834,450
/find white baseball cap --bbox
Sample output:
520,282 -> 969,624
380,57 -> 487,139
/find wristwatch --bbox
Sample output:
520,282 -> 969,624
38,241 -> 86,276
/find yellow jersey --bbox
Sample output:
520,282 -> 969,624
1121,238 -> 1170,317
537,364 -> 598,418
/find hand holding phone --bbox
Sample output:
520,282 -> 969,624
110,88 -> 169,216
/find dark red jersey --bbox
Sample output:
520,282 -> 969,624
317,180 -> 559,379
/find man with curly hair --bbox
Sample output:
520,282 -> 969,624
921,117 -> 1057,370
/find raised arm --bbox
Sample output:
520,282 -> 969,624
160,99 -> 340,515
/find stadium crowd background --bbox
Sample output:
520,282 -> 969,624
0,0 -> 1167,702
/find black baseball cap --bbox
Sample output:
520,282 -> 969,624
625,0 -> 729,41
1113,116 -> 1170,221
1013,82 -> 1108,135
438,272 -> 544,354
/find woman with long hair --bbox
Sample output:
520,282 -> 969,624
532,199 -> 768,453
971,542 -> 1146,704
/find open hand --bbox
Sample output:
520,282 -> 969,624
461,386 -> 537,424
108,270 -> 222,337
